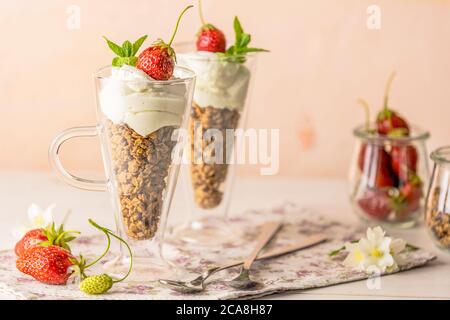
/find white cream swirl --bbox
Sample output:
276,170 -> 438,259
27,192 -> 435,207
99,66 -> 186,136
177,52 -> 250,111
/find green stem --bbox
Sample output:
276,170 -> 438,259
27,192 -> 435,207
84,219 -> 111,269
198,0 -> 206,26
108,231 -> 133,284
357,98 -> 371,132
168,5 -> 194,46
87,219 -> 132,284
383,72 -> 396,112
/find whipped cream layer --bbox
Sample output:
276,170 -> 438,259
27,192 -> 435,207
99,66 -> 186,136
178,52 -> 250,111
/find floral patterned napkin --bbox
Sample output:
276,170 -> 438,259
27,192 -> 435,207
0,203 -> 436,300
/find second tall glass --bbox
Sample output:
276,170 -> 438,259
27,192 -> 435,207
175,50 -> 258,245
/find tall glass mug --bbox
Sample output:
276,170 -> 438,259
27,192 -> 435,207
49,65 -> 195,281
174,45 -> 258,245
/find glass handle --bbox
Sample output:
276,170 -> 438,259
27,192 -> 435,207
48,126 -> 108,192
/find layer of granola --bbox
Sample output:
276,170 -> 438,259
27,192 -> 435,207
106,120 -> 177,240
426,187 -> 450,248
189,103 -> 240,209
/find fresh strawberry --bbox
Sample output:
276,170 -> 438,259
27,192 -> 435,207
137,5 -> 192,80
137,46 -> 175,80
197,25 -> 226,53
376,72 -> 410,135
357,189 -> 392,219
377,111 -> 410,136
195,0 -> 226,52
14,223 -> 79,257
16,245 -> 74,285
14,229 -> 47,257
390,144 -> 418,179
391,173 -> 423,218
360,145 -> 395,188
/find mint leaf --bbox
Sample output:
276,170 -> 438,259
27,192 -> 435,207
239,33 -> 251,48
132,35 -> 148,55
103,36 -> 124,56
112,57 -> 123,67
220,16 -> 268,63
122,40 -> 133,57
105,35 -> 147,67
112,57 -> 138,67
233,16 -> 244,45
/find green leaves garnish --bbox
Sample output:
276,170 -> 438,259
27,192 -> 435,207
103,35 -> 148,67
218,16 -> 268,63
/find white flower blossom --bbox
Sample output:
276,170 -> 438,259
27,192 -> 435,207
343,226 -> 406,273
11,204 -> 55,239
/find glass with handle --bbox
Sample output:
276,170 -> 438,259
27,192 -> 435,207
49,65 -> 196,281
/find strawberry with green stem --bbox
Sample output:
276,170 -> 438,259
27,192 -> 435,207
376,72 -> 410,136
218,16 -> 268,63
15,222 -> 79,257
137,5 -> 193,80
356,99 -> 396,219
103,35 -> 148,67
196,0 -> 226,53
356,99 -> 395,187
16,219 -> 132,292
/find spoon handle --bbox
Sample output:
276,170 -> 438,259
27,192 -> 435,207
243,220 -> 282,270
214,234 -> 327,274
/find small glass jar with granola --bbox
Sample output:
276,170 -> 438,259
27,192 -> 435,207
425,146 -> 450,253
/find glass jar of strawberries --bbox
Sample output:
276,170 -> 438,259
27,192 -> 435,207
349,73 -> 430,228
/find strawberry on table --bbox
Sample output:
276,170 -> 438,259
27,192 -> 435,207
14,229 -> 47,257
16,245 -> 74,285
137,5 -> 193,80
14,222 -> 79,257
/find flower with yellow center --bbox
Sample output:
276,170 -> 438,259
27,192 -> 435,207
343,226 -> 404,273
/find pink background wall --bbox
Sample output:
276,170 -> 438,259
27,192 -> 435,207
1,0 -> 450,177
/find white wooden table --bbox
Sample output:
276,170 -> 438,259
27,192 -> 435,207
0,171 -> 449,300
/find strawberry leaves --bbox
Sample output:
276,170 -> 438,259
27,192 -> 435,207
103,35 -> 148,67
39,222 -> 80,252
219,16 -> 268,63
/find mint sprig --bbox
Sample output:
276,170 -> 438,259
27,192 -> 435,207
103,35 -> 148,67
218,16 -> 268,63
